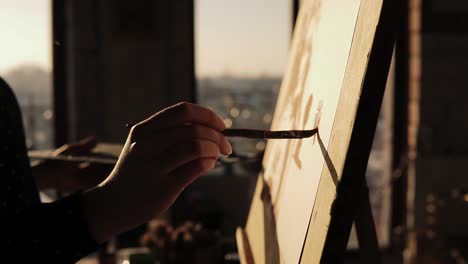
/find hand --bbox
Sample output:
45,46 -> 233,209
33,137 -> 112,193
82,102 -> 232,243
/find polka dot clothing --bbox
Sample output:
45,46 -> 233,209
1,78 -> 99,263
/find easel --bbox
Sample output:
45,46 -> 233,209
236,175 -> 381,263
236,0 -> 402,263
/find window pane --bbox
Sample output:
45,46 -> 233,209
347,55 -> 395,249
195,0 -> 292,155
366,56 -> 394,248
0,0 -> 53,150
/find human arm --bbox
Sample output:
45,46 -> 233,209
1,77 -> 100,263
2,76 -> 230,262
80,102 -> 232,243
3,102 -> 230,262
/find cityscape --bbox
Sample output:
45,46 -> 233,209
197,76 -> 281,155
2,64 -> 54,150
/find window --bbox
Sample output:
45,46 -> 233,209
195,0 -> 292,155
348,56 -> 395,249
366,57 -> 395,248
0,0 -> 53,150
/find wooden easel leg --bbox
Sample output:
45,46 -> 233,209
354,186 -> 382,264
321,181 -> 382,264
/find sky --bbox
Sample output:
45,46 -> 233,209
0,0 -> 291,77
196,0 -> 292,77
0,0 -> 52,74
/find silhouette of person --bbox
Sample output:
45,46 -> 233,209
1,77 -> 231,263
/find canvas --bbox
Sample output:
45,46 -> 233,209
260,0 -> 361,263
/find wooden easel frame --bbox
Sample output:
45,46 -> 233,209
318,0 -> 401,261
237,0 -> 402,263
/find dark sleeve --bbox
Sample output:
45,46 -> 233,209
0,77 -> 100,263
6,192 -> 100,263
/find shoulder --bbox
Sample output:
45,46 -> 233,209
0,77 -> 19,111
0,77 -> 18,103
0,77 -> 22,118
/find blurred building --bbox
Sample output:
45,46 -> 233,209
3,65 -> 54,150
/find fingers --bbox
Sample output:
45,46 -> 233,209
168,158 -> 216,190
158,140 -> 221,175
77,136 -> 98,149
135,102 -> 226,136
137,124 -> 232,156
52,136 -> 98,156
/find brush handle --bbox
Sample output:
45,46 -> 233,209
222,128 -> 318,139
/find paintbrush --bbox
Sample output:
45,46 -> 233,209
126,123 -> 318,139
221,128 -> 318,139
28,153 -> 117,165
